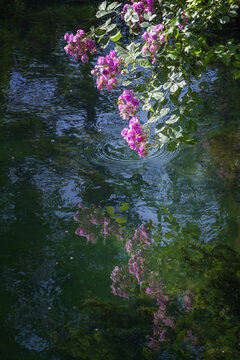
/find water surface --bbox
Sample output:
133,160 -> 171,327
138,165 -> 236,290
0,2 -> 239,359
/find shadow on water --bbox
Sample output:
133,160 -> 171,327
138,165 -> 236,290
0,1 -> 239,359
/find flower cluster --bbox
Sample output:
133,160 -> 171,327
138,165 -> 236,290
117,90 -> 140,120
122,0 -> 155,26
146,280 -> 175,351
110,266 -> 130,298
74,203 -> 124,244
178,11 -> 188,30
124,226 -> 175,349
183,12 -> 188,24
184,330 -> 198,347
142,24 -> 166,64
183,289 -> 194,311
126,225 -> 151,285
91,50 -> 124,90
121,117 -> 148,157
64,29 -> 97,63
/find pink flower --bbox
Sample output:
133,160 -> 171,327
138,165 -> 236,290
81,54 -> 88,63
92,51 -> 124,90
63,28 -> 97,63
178,23 -> 184,31
118,91 -> 140,120
154,24 -> 164,33
77,29 -> 85,37
121,128 -> 129,137
160,33 -> 166,43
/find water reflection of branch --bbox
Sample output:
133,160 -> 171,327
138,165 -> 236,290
74,203 -> 124,244
109,222 -> 180,352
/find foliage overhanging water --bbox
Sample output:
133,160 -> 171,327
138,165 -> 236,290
0,1 -> 239,359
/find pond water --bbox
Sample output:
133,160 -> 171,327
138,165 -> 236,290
0,2 -> 239,359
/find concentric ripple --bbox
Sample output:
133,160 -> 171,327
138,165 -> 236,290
93,136 -> 180,167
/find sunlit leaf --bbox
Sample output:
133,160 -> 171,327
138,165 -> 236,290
137,58 -> 152,68
98,0 -> 107,11
106,206 -> 115,218
120,203 -> 129,213
165,115 -> 179,124
170,84 -> 179,93
115,217 -> 127,224
160,107 -> 170,117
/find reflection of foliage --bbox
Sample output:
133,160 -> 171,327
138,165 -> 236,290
108,207 -> 240,359
74,203 -> 128,244
172,242 -> 240,359
209,131 -> 240,189
51,297 -> 155,360
72,203 -> 240,359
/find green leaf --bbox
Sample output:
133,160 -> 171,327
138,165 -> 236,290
110,30 -> 122,42
137,58 -> 152,68
143,12 -> 152,21
167,141 -> 178,151
132,14 -> 139,23
178,80 -> 186,88
165,115 -> 179,124
220,16 -> 230,24
163,81 -> 171,90
186,138 -> 197,144
122,78 -> 132,86
152,92 -> 164,100
128,42 -> 136,55
96,10 -> 105,18
148,114 -> 160,123
186,120 -> 197,132
234,70 -> 240,79
215,44 -> 225,53
115,43 -> 128,58
120,203 -> 129,213
233,61 -> 240,68
162,204 -> 170,215
168,53 -> 178,60
199,81 -> 209,90
96,10 -> 111,18
230,4 -> 239,10
99,18 -> 112,30
142,103 -> 152,111
141,21 -> 150,28
106,24 -> 117,33
97,35 -> 105,43
100,37 -> 110,48
124,11 -> 132,23
125,56 -> 134,66
106,206 -> 115,218
134,84 -> 146,93
158,132 -> 169,144
160,107 -> 170,117
229,10 -> 237,17
94,29 -> 105,37
170,94 -> 179,106
170,84 -> 179,93
115,217 -> 127,224
99,1 -> 107,11
107,1 -> 119,10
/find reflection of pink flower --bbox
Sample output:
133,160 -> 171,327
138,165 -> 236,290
74,204 -> 124,244
159,329 -> 166,342
184,329 -> 198,346
103,217 -> 110,235
110,266 -> 130,298
163,316 -> 175,329
184,290 -> 194,311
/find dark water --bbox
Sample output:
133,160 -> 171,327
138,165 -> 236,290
0,2 -> 240,359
